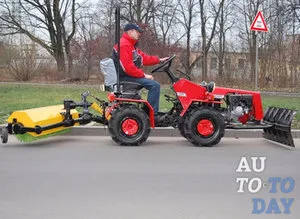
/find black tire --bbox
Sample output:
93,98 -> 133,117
184,108 -> 225,147
178,117 -> 186,138
1,127 -> 8,144
178,107 -> 195,139
108,105 -> 150,146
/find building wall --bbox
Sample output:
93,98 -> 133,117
191,52 -> 252,81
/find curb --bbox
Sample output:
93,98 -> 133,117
67,126 -> 300,138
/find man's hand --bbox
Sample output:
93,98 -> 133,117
145,74 -> 154,80
159,57 -> 169,63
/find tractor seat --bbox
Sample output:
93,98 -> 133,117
120,81 -> 143,92
104,81 -> 143,99
100,58 -> 143,99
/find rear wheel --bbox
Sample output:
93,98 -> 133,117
108,105 -> 150,146
0,127 -> 8,144
184,108 -> 225,147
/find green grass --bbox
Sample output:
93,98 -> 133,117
260,95 -> 300,128
0,83 -> 299,128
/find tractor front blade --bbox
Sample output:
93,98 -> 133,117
263,107 -> 297,147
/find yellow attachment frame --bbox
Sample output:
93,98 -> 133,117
90,102 -> 104,115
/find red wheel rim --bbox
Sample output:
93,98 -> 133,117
121,118 -> 139,136
197,119 -> 214,136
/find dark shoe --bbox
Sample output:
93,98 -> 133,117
154,114 -> 166,125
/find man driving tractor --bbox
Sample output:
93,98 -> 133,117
112,23 -> 169,124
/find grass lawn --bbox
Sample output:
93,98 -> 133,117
0,83 -> 299,128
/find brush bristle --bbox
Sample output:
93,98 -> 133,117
15,129 -> 71,143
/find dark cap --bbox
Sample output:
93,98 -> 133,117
124,23 -> 144,33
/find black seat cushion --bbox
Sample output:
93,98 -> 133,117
119,93 -> 141,99
120,81 -> 142,99
104,81 -> 143,100
104,81 -> 143,92
120,81 -> 143,92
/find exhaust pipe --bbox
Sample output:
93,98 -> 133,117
263,107 -> 297,147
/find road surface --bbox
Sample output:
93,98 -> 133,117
0,136 -> 299,219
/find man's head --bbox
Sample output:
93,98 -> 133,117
124,23 -> 143,41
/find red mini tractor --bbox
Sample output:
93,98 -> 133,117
2,56 -> 296,147
102,54 -> 296,147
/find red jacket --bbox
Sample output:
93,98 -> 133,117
114,33 -> 160,78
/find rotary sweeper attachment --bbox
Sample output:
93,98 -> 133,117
263,107 -> 297,147
4,105 -> 80,143
1,91 -> 106,143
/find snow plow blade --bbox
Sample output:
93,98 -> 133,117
263,107 -> 297,147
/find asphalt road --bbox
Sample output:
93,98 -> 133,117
0,136 -> 299,219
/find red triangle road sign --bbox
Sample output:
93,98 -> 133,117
250,11 -> 268,32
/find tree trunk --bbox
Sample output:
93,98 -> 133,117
218,5 -> 224,78
186,28 -> 191,74
53,0 -> 65,77
199,0 -> 224,81
136,0 -> 142,23
201,52 -> 208,81
55,52 -> 65,78
201,35 -> 207,81
65,41 -> 73,78
67,55 -> 73,78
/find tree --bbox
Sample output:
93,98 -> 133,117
199,0 -> 225,81
152,0 -> 179,47
287,0 -> 300,23
5,43 -> 44,81
120,0 -> 162,24
0,41 -> 6,65
235,0 -> 272,84
176,0 -> 199,75
0,0 -> 78,77
287,0 -> 300,87
250,0 -> 298,88
93,0 -> 115,42
71,0 -> 115,80
215,0 -> 235,80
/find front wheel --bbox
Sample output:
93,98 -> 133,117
108,105 -> 150,146
184,108 -> 225,147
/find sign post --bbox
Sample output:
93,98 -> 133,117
250,11 -> 268,90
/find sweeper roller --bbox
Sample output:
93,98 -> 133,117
5,105 -> 79,142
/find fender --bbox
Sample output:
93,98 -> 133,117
106,93 -> 155,128
173,79 -> 222,116
180,99 -> 223,116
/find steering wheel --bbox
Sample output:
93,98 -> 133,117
151,55 -> 176,73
